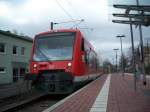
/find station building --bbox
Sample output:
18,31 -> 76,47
0,30 -> 33,84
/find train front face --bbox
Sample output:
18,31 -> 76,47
29,31 -> 76,94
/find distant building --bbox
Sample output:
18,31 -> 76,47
0,30 -> 33,84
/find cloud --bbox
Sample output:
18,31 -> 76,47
0,1 -> 12,19
0,0 -> 150,62
0,0 -> 109,26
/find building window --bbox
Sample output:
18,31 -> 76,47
21,47 -> 25,55
81,38 -> 85,51
0,67 -> 6,73
13,46 -> 18,55
0,43 -> 5,53
13,68 -> 18,82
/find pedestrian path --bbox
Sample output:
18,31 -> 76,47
43,73 -> 150,112
107,73 -> 150,112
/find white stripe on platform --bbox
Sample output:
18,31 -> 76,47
90,74 -> 111,112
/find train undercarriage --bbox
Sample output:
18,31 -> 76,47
28,71 -> 77,94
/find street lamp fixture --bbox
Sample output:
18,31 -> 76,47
116,35 -> 125,77
113,48 -> 119,73
113,48 -> 119,51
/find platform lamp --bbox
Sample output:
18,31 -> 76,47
136,0 -> 147,86
113,48 -> 119,73
146,38 -> 150,66
116,35 -> 125,77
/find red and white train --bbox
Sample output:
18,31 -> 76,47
27,29 -> 101,94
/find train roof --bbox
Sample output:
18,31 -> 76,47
35,29 -> 81,36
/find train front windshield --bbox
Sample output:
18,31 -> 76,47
33,32 -> 75,61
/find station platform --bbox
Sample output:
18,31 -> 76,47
43,73 -> 150,112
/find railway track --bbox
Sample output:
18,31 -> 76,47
0,77 -> 99,112
0,90 -> 45,112
11,95 -> 67,112
1,93 -> 67,112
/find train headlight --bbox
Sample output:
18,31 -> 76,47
33,64 -> 37,70
67,62 -> 72,67
66,62 -> 72,72
33,64 -> 37,68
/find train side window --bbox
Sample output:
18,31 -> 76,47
85,51 -> 88,64
81,38 -> 84,51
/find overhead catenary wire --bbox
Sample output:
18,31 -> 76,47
65,0 -> 81,19
71,20 -> 84,28
64,0 -> 92,33
53,0 -> 85,29
54,0 -> 74,20
54,0 -> 92,37
65,0 -> 84,28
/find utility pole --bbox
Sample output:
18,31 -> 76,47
50,22 -> 58,30
136,0 -> 147,85
146,39 -> 150,66
113,48 -> 119,73
50,22 -> 54,30
117,35 -> 125,77
50,19 -> 84,30
146,38 -> 150,66
112,3 -> 150,91
130,18 -> 137,91
112,58 -> 115,73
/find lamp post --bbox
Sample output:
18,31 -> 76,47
145,38 -> 150,66
112,58 -> 115,73
117,35 -> 125,77
136,0 -> 146,85
50,22 -> 58,30
129,18 -> 137,91
147,39 -> 150,66
113,48 -> 119,72
50,19 -> 84,30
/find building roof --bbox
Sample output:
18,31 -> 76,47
0,30 -> 33,43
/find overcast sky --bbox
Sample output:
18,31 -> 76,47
0,0 -> 150,63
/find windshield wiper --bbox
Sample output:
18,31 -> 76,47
36,47 -> 52,62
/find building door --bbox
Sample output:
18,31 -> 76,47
20,68 -> 26,79
13,68 -> 19,82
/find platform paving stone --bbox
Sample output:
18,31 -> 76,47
107,73 -> 150,112
43,73 -> 150,112
44,74 -> 108,112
